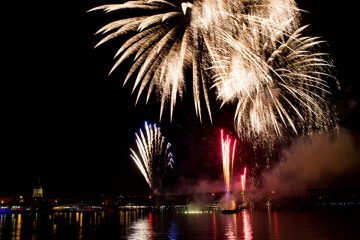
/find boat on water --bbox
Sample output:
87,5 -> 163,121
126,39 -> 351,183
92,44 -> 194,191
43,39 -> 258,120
221,204 -> 248,214
221,208 -> 240,214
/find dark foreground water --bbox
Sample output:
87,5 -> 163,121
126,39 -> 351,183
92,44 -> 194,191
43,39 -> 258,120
0,209 -> 359,240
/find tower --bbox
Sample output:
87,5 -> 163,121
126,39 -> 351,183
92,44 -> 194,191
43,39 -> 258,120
32,177 -> 43,198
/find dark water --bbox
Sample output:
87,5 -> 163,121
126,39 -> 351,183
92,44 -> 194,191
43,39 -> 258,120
0,209 -> 359,240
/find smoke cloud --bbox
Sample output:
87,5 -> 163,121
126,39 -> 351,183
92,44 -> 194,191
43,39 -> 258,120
262,128 -> 360,195
171,177 -> 224,195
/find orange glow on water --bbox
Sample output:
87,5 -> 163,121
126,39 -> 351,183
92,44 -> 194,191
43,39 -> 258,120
16,214 -> 22,240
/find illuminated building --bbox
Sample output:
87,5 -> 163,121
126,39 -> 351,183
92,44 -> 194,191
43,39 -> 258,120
32,177 -> 43,198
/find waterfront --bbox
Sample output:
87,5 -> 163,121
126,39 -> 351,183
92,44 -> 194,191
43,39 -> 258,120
0,208 -> 359,240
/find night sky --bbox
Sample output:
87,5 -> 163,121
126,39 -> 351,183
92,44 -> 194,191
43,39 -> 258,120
2,0 -> 359,197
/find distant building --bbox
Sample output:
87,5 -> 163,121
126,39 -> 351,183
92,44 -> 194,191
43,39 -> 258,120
32,177 -> 43,198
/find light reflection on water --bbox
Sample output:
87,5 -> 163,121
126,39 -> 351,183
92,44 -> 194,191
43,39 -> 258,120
212,213 -> 217,240
127,219 -> 151,240
242,210 -> 252,240
223,214 -> 237,240
0,209 -> 358,240
273,212 -> 279,240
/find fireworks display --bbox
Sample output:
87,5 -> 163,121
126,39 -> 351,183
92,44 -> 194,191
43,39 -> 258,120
220,129 -> 236,209
213,25 -> 337,147
241,167 -> 247,192
130,121 -> 174,190
90,0 -> 337,150
89,0 -> 212,122
221,129 -> 237,195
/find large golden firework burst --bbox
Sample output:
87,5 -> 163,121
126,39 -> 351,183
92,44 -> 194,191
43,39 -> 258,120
90,0 -> 338,149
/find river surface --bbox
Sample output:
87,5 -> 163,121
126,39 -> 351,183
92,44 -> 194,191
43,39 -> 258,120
0,209 -> 359,239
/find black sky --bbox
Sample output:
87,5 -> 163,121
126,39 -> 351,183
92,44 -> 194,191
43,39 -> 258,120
1,0 -> 359,197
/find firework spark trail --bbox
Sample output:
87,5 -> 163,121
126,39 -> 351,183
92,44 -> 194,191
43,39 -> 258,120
241,167 -> 247,192
221,129 -> 237,195
197,0 -> 300,71
198,1 -> 336,148
91,0 -> 337,151
89,0 -> 214,122
130,121 -> 174,190
90,0 -> 303,123
212,24 -> 337,147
